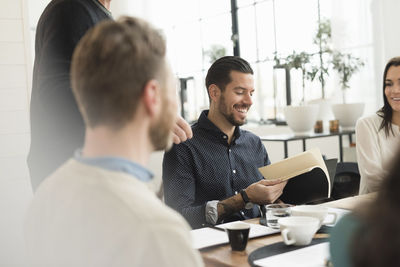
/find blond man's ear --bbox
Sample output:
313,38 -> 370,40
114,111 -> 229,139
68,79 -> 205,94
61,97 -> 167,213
142,79 -> 161,118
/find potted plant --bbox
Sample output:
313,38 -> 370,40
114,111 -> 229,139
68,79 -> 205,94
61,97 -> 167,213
305,18 -> 335,125
282,51 -> 319,135
331,51 -> 365,129
285,51 -> 311,104
331,51 -> 364,103
204,44 -> 227,64
308,18 -> 332,99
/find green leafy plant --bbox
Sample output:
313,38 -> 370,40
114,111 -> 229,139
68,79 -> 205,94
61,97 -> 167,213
308,18 -> 333,99
331,51 -> 364,103
313,18 -> 332,51
204,45 -> 227,64
285,51 -> 311,103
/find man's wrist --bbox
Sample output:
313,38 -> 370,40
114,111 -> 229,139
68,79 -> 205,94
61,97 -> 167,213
240,189 -> 254,209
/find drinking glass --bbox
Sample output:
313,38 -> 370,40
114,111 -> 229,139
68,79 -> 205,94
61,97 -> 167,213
265,204 -> 292,229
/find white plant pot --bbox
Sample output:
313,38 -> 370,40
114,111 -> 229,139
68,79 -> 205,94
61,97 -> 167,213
283,105 -> 319,135
332,103 -> 365,130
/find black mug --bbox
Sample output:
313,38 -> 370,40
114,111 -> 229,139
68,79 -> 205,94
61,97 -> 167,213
225,222 -> 250,251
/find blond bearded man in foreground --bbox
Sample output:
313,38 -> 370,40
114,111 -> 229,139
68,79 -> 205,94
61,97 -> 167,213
25,17 -> 203,267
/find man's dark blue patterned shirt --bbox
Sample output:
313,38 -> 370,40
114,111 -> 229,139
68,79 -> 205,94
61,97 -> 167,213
163,110 -> 270,229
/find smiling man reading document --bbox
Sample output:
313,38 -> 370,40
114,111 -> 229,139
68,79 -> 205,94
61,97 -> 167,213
163,56 -> 287,229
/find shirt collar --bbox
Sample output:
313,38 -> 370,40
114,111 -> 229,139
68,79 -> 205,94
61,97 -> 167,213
92,0 -> 113,18
74,150 -> 153,182
198,110 -> 242,142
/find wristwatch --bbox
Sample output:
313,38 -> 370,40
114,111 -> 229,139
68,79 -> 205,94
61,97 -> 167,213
240,189 -> 253,210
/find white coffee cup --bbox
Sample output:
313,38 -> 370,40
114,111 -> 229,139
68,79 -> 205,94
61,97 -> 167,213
278,216 -> 320,246
291,205 -> 337,226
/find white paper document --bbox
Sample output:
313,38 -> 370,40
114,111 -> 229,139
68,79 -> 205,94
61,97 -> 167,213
253,242 -> 330,267
221,221 -> 280,238
190,227 -> 228,249
191,222 -> 279,249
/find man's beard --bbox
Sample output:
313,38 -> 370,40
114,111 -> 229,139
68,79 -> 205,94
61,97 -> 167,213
218,94 -> 247,127
149,98 -> 174,151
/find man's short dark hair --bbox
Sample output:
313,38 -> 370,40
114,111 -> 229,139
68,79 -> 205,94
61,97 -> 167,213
205,56 -> 253,96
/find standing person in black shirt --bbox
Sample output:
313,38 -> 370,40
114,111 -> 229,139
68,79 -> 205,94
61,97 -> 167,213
163,56 -> 287,229
28,0 -> 192,191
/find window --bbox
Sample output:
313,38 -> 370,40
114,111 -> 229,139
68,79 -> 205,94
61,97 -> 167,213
162,0 -> 375,123
28,0 -> 376,122
153,0 -> 233,122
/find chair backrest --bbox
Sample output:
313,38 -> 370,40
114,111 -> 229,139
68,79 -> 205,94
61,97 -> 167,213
331,162 -> 360,200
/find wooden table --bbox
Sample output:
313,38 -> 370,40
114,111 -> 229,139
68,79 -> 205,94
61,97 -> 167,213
319,192 -> 377,210
200,193 -> 376,267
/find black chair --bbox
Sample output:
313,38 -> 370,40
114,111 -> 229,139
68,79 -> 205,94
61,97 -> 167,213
306,158 -> 338,204
331,162 -> 360,200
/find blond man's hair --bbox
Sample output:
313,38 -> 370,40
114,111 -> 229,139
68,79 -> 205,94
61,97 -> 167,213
71,16 -> 167,129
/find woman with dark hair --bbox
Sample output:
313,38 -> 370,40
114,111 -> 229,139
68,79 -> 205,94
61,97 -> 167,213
356,57 -> 400,194
330,147 -> 400,267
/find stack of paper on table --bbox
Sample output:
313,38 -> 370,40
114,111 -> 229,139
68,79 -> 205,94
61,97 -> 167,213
191,222 -> 279,249
253,242 -> 330,267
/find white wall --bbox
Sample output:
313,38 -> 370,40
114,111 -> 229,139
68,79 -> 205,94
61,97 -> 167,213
371,0 -> 400,74
0,0 -> 33,266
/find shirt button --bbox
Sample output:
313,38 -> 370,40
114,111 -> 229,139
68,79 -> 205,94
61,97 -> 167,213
234,191 -> 238,194
229,149 -> 232,153
240,211 -> 245,216
223,135 -> 227,139
233,169 -> 236,174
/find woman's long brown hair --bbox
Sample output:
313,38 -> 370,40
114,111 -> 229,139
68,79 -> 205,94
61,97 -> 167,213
378,57 -> 400,137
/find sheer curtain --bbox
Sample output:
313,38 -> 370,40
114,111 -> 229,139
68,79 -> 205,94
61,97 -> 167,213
330,0 -> 400,115
370,0 -> 400,113
329,0 -> 377,114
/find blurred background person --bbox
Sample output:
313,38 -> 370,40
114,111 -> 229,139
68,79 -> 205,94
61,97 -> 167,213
28,0 -> 192,191
330,145 -> 400,266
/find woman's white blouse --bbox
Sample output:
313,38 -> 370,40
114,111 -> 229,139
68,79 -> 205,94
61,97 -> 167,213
356,114 -> 400,194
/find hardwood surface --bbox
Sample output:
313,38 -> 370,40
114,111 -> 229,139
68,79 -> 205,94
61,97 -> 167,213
200,193 -> 376,267
320,192 -> 377,210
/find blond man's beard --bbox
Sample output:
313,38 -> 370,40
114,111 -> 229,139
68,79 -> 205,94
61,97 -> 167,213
149,98 -> 174,151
